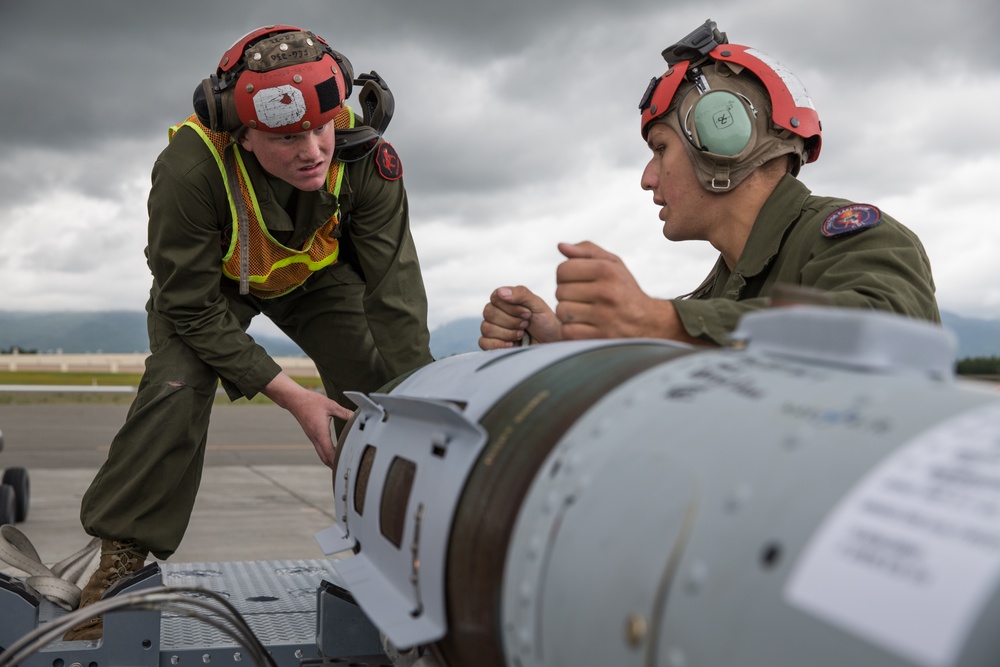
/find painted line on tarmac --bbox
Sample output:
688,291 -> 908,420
0,384 -> 135,393
93,444 -> 311,451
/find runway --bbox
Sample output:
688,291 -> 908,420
0,402 -> 321,468
0,402 -> 339,571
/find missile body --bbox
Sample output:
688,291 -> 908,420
318,308 -> 1000,667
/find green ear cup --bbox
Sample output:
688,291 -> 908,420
692,90 -> 753,156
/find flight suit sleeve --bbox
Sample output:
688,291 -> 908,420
342,144 -> 434,376
146,141 -> 282,399
671,297 -> 768,346
795,221 -> 940,321
670,216 -> 940,346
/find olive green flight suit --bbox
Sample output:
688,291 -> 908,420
80,124 -> 433,558
672,175 -> 940,345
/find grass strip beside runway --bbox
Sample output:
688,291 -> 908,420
0,372 -> 324,405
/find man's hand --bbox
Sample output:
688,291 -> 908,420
262,372 -> 353,468
555,241 -> 697,342
479,286 -> 563,350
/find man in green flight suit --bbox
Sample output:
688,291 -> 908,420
65,25 -> 433,640
478,20 -> 939,349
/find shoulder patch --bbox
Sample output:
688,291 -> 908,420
821,204 -> 882,237
375,142 -> 403,181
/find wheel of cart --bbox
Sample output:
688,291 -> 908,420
0,483 -> 14,525
2,467 -> 29,523
0,428 -> 30,524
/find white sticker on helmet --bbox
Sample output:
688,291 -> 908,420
253,85 -> 307,128
745,48 -> 816,110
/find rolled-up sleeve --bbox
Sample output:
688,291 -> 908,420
671,210 -> 939,346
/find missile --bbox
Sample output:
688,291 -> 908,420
316,307 -> 1000,667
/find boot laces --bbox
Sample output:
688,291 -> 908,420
106,540 -> 146,583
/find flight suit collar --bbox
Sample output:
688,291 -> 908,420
734,175 -> 811,277
706,174 -> 811,300
241,151 -> 341,249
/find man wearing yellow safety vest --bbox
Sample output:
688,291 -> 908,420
65,25 -> 433,640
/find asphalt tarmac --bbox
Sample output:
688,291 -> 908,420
0,402 -> 339,572
0,402 -> 322,468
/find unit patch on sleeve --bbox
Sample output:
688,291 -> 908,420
376,143 -> 403,181
821,204 -> 882,237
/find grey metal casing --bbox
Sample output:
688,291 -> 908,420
319,307 -> 1000,666
502,309 -> 998,667
317,340 -> 681,649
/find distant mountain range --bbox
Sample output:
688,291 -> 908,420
0,310 -> 996,360
939,312 -> 1000,359
0,310 -> 483,359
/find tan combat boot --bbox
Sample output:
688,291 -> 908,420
62,538 -> 149,641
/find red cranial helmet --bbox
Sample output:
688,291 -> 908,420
638,20 -> 822,190
195,25 -> 354,134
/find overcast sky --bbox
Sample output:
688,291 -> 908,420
2,0 -> 998,342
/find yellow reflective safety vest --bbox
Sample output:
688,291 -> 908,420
168,108 -> 356,298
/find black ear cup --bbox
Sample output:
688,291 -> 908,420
329,49 -> 355,100
193,76 -> 219,129
192,75 -> 241,132
356,72 -> 394,135
332,70 -> 396,163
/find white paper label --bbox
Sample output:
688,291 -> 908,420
785,401 -> 1000,667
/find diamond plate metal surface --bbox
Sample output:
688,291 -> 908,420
160,559 -> 341,650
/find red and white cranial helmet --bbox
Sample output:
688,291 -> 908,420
638,20 -> 822,191
216,25 -> 353,134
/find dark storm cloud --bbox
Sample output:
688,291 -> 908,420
4,0 -> 994,151
2,1 -> 221,149
2,0 -> 999,319
2,0 -> 994,213
0,0 -> 699,143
